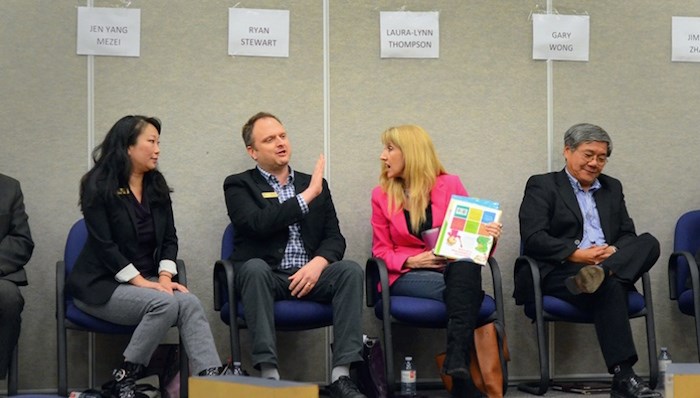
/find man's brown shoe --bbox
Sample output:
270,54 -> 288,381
565,265 -> 605,295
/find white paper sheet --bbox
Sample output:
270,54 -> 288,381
672,16 -> 700,62
77,7 -> 141,57
532,14 -> 589,62
229,8 -> 290,58
380,11 -> 440,59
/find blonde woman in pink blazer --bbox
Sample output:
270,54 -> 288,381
370,125 -> 502,398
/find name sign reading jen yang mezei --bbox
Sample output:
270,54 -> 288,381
77,7 -> 140,57
229,8 -> 289,58
380,11 -> 440,59
532,14 -> 589,61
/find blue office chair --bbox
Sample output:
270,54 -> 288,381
213,223 -> 334,381
668,210 -> 700,361
514,254 -> 658,395
56,219 -> 189,397
365,256 -> 507,395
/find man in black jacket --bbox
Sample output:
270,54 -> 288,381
223,112 -> 365,398
0,173 -> 33,381
517,124 -> 660,398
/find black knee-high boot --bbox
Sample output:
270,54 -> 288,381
442,261 -> 483,384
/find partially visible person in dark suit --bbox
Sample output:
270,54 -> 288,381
66,116 -> 226,398
516,123 -> 661,398
0,173 -> 33,381
223,112 -> 365,398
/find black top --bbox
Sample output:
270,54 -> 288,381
129,193 -> 157,276
404,203 -> 433,239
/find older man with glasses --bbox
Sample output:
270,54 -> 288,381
515,123 -> 661,398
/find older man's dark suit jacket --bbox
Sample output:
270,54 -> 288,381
514,169 -> 638,304
223,168 -> 345,266
66,184 -> 178,306
0,174 -> 33,286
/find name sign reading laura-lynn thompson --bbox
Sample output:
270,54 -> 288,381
532,14 -> 589,61
380,11 -> 440,59
229,8 -> 290,57
672,17 -> 700,62
77,7 -> 140,57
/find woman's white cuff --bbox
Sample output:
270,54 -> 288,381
115,264 -> 139,283
158,259 -> 178,276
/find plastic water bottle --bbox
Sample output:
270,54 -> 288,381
400,356 -> 417,396
658,347 -> 671,390
232,361 -> 247,376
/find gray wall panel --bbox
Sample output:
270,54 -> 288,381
1,0 -> 699,393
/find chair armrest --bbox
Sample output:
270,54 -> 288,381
641,272 -> 652,295
213,259 -> 236,311
366,257 -> 392,322
365,258 -> 378,307
640,271 -> 655,315
514,255 -> 543,308
56,260 -> 66,320
487,257 -> 505,326
175,259 -> 187,286
668,251 -> 698,300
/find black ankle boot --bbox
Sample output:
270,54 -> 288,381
111,361 -> 145,398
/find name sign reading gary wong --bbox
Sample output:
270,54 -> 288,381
672,17 -> 700,62
532,14 -> 589,61
380,11 -> 439,59
229,8 -> 289,57
77,7 -> 140,57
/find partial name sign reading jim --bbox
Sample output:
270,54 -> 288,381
672,17 -> 700,62
229,8 -> 289,58
532,14 -> 589,61
380,11 -> 440,59
77,7 -> 141,57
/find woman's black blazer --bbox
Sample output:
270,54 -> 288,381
66,185 -> 178,305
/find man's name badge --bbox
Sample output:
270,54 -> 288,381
262,192 -> 278,199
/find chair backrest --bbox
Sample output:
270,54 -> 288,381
673,210 -> 700,295
221,223 -> 235,260
64,219 -> 88,283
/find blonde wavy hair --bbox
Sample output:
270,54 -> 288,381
379,125 -> 446,234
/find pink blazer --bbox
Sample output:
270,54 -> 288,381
371,174 -> 468,287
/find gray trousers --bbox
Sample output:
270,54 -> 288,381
0,280 -> 23,379
235,259 -> 364,368
75,283 -> 221,374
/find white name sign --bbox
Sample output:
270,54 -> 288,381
672,17 -> 700,62
229,8 -> 289,57
380,11 -> 440,59
77,7 -> 140,57
532,14 -> 589,61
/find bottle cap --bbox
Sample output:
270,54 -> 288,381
405,356 -> 413,361
661,347 -> 667,350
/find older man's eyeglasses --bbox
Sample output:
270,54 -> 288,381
578,150 -> 608,164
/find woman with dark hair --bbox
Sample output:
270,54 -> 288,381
371,125 -> 502,397
67,115 -> 225,398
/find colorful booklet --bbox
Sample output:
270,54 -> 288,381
433,195 -> 502,265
